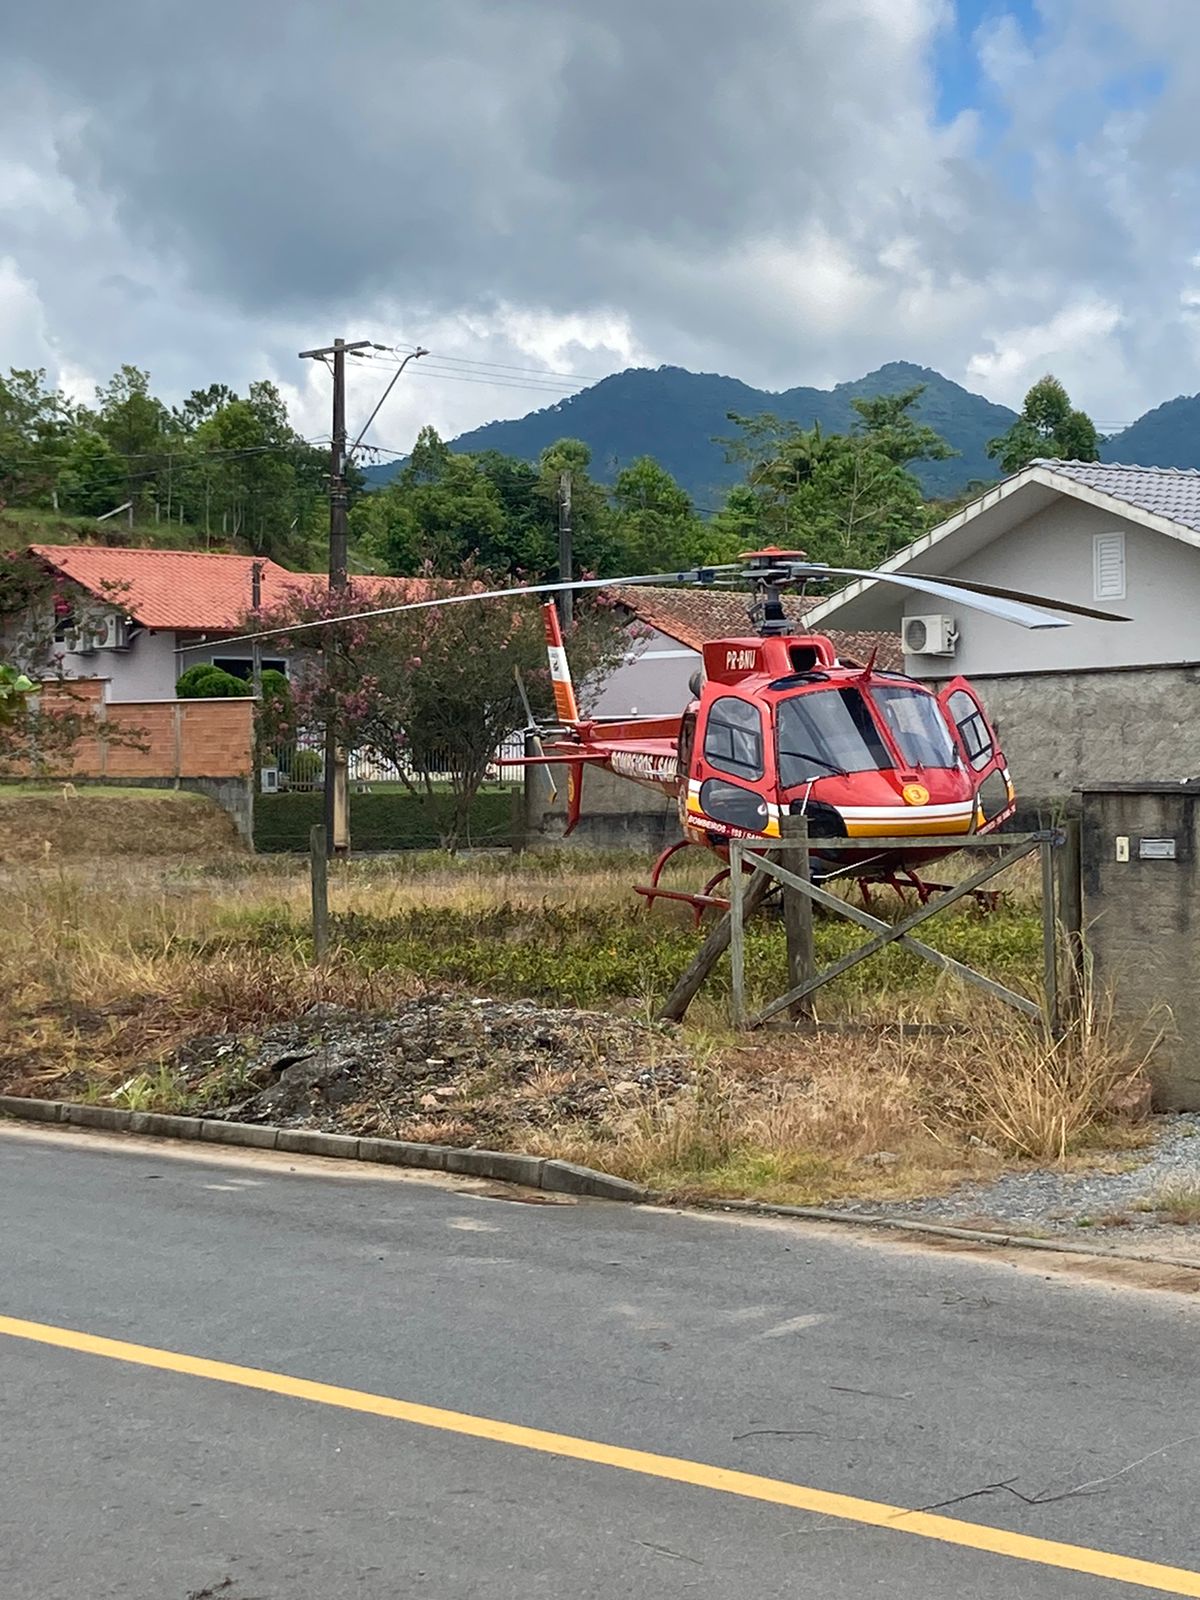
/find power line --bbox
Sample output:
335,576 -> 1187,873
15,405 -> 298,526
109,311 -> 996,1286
389,346 -> 607,384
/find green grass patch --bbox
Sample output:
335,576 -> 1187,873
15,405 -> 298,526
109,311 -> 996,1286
220,894 -> 1042,1012
0,782 -> 204,801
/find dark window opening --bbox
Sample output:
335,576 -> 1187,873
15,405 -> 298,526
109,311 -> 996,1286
703,696 -> 764,780
788,645 -> 820,672
776,688 -> 890,788
212,657 -> 287,681
678,709 -> 697,782
699,779 -> 771,833
946,688 -> 994,771
871,685 -> 958,769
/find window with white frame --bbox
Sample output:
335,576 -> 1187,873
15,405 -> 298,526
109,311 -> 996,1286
1093,532 -> 1126,601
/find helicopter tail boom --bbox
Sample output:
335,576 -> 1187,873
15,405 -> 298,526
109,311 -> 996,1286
542,602 -> 581,724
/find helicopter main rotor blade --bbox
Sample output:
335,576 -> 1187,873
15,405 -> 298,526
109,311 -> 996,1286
177,566 -> 741,654
884,571 -> 1131,623
784,564 -> 1129,629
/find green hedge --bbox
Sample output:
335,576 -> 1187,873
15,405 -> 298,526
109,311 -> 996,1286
254,787 -> 519,852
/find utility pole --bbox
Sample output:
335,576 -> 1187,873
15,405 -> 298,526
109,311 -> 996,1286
299,336 -> 372,858
556,470 -> 573,632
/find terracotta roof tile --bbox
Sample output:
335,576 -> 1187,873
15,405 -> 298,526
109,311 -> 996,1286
608,585 -> 902,670
28,545 -> 430,631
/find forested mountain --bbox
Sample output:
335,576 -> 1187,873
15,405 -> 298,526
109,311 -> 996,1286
1103,395 -> 1200,469
364,361 -> 1019,501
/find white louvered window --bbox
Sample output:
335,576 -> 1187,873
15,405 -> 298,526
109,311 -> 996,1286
1093,532 -> 1126,601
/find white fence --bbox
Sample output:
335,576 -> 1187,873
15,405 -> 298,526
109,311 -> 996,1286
273,733 -> 526,790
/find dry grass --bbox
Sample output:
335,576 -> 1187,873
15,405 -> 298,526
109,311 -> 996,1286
0,784 -> 241,863
0,848 -> 1158,1205
1136,1180 -> 1200,1225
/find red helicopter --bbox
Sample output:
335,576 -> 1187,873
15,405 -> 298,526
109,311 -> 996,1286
208,543 -> 1126,915
526,547 -> 1127,918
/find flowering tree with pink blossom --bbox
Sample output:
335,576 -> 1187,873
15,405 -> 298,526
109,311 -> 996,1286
252,563 -> 624,847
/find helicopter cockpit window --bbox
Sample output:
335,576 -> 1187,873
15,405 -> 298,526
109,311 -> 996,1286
871,686 -> 958,769
945,688 -> 995,770
776,689 -> 890,787
704,696 -> 764,780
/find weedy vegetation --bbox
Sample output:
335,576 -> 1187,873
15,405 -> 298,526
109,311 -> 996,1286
0,841 -> 1156,1205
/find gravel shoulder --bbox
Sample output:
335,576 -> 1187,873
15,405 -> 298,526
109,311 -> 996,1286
831,1112 -> 1200,1256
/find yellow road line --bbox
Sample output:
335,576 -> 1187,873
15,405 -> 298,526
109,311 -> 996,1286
3,1312 -> 1198,1596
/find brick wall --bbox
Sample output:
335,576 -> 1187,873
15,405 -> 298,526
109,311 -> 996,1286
35,679 -> 253,780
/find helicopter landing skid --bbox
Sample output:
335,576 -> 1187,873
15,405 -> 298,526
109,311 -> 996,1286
633,841 -> 729,927
858,868 -> 1004,915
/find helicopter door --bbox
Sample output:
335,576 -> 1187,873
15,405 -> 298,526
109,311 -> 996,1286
696,695 -> 773,834
937,679 -> 1013,829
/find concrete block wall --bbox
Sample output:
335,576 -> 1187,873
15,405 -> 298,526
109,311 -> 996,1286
1080,783 -> 1200,1110
522,758 -> 681,853
947,664 -> 1200,809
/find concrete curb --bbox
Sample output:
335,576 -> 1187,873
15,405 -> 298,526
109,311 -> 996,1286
0,1096 -> 647,1203
686,1197 -> 1200,1274
6,1094 -> 1200,1274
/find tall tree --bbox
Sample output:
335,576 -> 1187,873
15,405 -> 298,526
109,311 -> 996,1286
251,567 -> 624,847
717,387 -> 953,566
987,375 -> 1100,474
93,365 -> 172,513
608,456 -> 706,571
0,368 -> 75,505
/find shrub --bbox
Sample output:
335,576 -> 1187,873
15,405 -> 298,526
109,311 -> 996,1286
176,664 -> 250,698
287,748 -> 323,786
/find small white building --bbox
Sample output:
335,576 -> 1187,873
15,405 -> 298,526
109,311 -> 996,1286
801,461 -> 1200,799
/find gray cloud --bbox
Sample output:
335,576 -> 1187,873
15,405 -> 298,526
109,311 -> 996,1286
1,0 -> 1198,441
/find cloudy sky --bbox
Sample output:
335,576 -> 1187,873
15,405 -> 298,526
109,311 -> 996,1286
2,0 -> 1196,450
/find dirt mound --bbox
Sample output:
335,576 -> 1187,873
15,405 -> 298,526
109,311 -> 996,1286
0,786 -> 243,862
184,996 -> 692,1145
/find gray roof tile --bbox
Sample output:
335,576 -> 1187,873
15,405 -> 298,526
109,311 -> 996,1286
1033,459 -> 1200,535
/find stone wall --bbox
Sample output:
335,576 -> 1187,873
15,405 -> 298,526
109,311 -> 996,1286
944,663 -> 1200,810
1080,783 -> 1200,1110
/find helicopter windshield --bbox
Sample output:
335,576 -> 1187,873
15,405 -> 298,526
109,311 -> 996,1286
869,685 -> 958,769
776,689 -> 890,786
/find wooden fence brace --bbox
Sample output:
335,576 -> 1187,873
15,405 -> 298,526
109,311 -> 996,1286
309,824 -> 329,965
749,836 -> 1043,1025
780,815 -> 814,1022
658,856 -> 776,1024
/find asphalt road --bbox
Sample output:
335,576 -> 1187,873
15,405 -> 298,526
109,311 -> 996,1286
3,1125 -> 1200,1600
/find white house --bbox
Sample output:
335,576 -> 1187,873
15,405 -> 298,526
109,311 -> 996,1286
801,460 -> 1200,800
17,545 -> 422,701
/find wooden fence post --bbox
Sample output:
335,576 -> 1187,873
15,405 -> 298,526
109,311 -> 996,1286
658,862 -> 776,1024
1040,835 -> 1059,1037
310,824 -> 329,964
1057,817 -> 1083,1026
780,815 -> 815,1021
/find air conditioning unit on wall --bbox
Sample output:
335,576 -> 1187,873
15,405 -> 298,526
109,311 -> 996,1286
902,613 -> 957,657
72,615 -> 129,653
